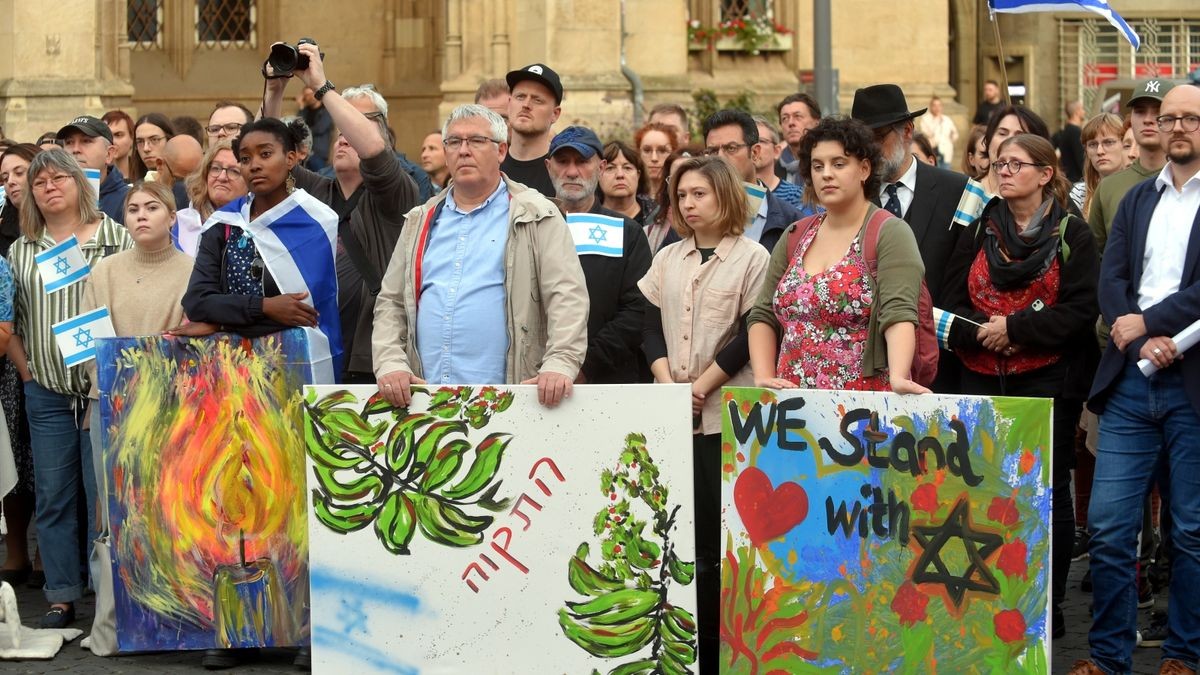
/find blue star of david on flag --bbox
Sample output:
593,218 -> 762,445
52,306 -> 115,367
35,235 -> 91,293
566,213 -> 624,257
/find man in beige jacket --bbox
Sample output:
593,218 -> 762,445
373,104 -> 589,407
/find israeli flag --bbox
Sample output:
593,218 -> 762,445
933,307 -> 984,352
566,213 -> 624,257
84,168 -> 101,207
52,306 -> 116,367
35,235 -> 90,293
206,190 -> 342,383
988,0 -> 1140,50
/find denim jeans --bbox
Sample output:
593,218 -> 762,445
1089,363 -> 1200,673
24,380 -> 95,604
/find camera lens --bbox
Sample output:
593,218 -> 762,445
268,43 -> 298,75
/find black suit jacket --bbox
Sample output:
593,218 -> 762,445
885,161 -> 971,307
1088,176 -> 1200,416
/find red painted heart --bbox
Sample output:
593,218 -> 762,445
734,467 -> 809,547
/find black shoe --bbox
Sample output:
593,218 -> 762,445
40,604 -> 75,628
202,649 -> 240,670
1071,528 -> 1091,561
1138,610 -> 1167,648
294,647 -> 311,671
1080,568 -> 1092,592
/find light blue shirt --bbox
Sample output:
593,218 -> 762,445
744,187 -> 769,243
416,180 -> 510,384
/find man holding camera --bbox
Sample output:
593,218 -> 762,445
261,40 -> 421,384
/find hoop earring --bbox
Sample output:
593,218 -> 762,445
286,172 -> 296,194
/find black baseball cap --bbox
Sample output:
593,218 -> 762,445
56,116 -> 113,144
549,126 -> 603,159
506,63 -> 564,105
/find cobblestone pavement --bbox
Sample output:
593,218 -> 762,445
0,539 -> 1172,673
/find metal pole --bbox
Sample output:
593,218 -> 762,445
813,0 -> 835,115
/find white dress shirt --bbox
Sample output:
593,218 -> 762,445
1139,164 -> 1200,311
880,155 -> 919,218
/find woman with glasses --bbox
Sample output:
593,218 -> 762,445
130,113 -> 175,182
1069,113 -> 1125,218
8,148 -> 134,628
181,118 -> 342,383
942,133 -> 1099,641
171,140 -> 248,257
598,140 -> 657,226
979,105 -> 1052,196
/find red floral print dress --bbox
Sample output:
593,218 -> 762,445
772,222 -> 890,391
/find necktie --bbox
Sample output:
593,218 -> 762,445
884,183 -> 903,218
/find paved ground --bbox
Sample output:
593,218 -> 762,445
0,539 -> 1170,673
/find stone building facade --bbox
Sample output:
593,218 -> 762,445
0,0 -> 1194,156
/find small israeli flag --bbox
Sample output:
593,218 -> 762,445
52,306 -> 116,367
566,213 -> 624,257
84,168 -> 101,207
35,235 -> 90,293
933,307 -> 984,351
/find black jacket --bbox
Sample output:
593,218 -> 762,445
759,190 -> 803,253
182,225 -> 289,338
943,199 -> 1100,400
579,203 -> 652,383
1089,176 -> 1200,416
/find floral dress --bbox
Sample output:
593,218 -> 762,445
772,221 -> 890,391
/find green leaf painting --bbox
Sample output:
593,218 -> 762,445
304,386 -> 515,554
559,433 -> 698,674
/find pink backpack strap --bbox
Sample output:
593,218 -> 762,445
860,206 -> 894,274
787,213 -> 825,258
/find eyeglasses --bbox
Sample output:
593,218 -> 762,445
364,111 -> 386,121
443,135 -> 499,151
136,135 -> 166,148
1085,138 -> 1121,152
991,160 -> 1046,175
208,163 -> 242,179
701,142 -> 749,157
205,123 -> 243,136
31,174 -> 72,192
1156,115 -> 1200,133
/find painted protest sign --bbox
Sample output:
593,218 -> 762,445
97,330 -> 314,652
720,388 -> 1052,674
304,384 -> 697,674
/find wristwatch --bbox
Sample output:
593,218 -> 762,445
314,80 -> 336,101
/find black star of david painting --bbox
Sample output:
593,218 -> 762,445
910,497 -> 1002,608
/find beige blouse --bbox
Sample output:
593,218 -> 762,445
638,234 -> 768,435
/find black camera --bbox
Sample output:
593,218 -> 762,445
267,38 -> 322,76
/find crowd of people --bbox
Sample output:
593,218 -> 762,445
0,37 -> 1196,675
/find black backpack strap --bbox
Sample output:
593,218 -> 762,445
335,189 -> 383,296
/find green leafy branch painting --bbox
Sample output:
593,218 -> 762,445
304,386 -> 515,554
559,433 -> 698,675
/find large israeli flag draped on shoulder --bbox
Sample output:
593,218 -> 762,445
206,190 -> 342,383
988,0 -> 1140,50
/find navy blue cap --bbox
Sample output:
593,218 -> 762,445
549,126 -> 603,159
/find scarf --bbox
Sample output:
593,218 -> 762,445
982,197 -> 1062,291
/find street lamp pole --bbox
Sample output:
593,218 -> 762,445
813,0 -> 835,115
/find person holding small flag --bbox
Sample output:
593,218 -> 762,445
545,125 -> 651,384
7,147 -> 133,629
182,118 -> 343,384
941,133 -> 1099,641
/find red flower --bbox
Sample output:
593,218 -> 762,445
996,540 -> 1028,579
891,582 -> 929,627
910,484 -> 939,514
987,496 -> 1020,526
993,609 -> 1026,643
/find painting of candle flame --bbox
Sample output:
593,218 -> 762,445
96,330 -> 312,652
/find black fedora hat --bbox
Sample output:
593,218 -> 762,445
850,84 -> 927,129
